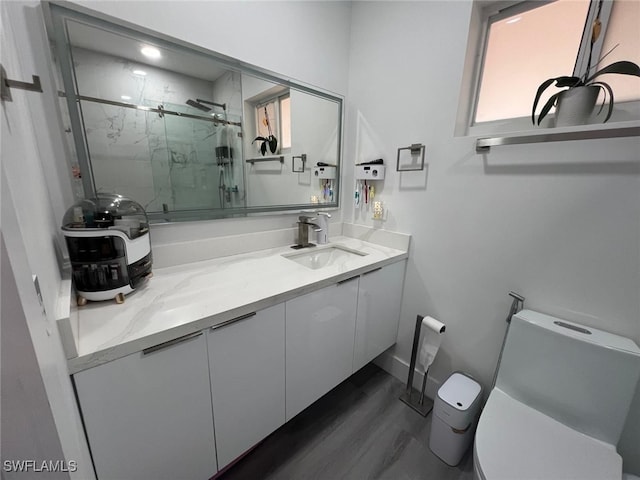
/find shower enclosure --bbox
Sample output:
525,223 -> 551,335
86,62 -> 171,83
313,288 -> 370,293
54,13 -> 246,217
160,102 -> 242,211
73,94 -> 244,214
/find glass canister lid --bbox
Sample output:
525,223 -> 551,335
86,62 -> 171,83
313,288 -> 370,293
62,194 -> 149,239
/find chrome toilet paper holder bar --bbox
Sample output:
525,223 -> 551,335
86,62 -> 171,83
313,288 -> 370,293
400,314 -> 441,416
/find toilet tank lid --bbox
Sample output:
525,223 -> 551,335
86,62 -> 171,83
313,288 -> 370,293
514,310 -> 640,355
438,372 -> 482,410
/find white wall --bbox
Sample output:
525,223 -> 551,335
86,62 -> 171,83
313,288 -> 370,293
74,1 -> 351,96
1,237 -> 69,480
345,1 -> 640,473
1,2 -> 94,477
68,0 -> 352,247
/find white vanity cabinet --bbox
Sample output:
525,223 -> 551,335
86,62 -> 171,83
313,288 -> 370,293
73,257 -> 408,477
353,260 -> 406,372
285,276 -> 360,421
207,304 -> 286,469
73,332 -> 217,480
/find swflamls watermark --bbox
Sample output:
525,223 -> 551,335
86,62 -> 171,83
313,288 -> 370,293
3,460 -> 78,473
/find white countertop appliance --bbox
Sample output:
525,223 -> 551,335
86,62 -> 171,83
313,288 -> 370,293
61,194 -> 152,305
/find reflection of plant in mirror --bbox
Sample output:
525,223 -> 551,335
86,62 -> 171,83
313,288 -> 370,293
252,106 -> 278,155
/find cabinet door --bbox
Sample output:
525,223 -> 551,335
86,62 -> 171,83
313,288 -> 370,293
207,304 -> 286,469
353,261 -> 406,372
74,332 -> 216,480
285,278 -> 359,421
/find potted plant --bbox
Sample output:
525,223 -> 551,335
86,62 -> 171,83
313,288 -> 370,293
252,106 -> 278,155
532,13 -> 640,126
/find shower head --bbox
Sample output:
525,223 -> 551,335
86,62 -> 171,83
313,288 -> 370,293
196,99 -> 226,111
186,99 -> 211,112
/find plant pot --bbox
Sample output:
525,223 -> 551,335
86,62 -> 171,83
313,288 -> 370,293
554,86 -> 599,127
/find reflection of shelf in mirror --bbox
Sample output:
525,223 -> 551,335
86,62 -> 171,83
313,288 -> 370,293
246,156 -> 284,164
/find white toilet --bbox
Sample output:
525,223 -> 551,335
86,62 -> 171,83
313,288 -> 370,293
474,310 -> 640,480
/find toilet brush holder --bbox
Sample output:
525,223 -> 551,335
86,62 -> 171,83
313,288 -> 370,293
399,315 -> 435,416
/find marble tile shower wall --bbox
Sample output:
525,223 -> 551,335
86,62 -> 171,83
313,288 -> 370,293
71,48 -> 244,211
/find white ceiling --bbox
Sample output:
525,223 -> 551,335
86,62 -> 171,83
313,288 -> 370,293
66,20 -> 230,82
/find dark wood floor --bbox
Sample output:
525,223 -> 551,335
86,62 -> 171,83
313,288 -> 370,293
220,364 -> 475,480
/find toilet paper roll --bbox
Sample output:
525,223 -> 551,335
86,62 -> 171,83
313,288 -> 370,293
419,316 -> 445,372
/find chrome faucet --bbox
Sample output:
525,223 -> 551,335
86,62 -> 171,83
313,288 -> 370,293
314,211 -> 331,245
295,215 -> 322,248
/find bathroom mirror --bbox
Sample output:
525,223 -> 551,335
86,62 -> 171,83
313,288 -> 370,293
49,4 -> 342,222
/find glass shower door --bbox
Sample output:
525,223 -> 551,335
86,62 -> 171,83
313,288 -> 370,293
159,103 -> 244,211
79,99 -> 163,211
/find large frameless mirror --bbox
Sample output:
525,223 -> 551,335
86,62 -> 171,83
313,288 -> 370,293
48,4 -> 342,222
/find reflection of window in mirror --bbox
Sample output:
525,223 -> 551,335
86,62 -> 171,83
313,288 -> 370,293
255,94 -> 291,150
280,96 -> 291,149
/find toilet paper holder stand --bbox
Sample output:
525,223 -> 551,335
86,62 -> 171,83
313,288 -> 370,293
399,314 -> 443,416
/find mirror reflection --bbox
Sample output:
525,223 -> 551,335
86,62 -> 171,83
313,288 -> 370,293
242,76 -> 340,207
52,6 -> 342,222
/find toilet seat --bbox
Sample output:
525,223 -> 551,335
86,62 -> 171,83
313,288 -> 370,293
474,389 -> 622,480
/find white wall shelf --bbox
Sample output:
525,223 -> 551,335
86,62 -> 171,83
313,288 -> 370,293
476,125 -> 640,154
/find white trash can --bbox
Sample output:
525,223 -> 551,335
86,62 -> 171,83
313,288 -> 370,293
429,372 -> 482,466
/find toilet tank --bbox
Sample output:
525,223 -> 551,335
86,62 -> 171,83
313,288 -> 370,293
495,310 -> 640,446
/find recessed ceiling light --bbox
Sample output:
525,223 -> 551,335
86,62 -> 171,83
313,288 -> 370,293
133,70 -> 147,76
506,16 -> 522,24
141,46 -> 161,59
121,95 -> 132,101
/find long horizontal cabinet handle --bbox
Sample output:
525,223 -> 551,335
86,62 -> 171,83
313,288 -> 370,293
363,267 -> 382,275
143,331 -> 203,355
211,312 -> 257,331
338,276 -> 359,285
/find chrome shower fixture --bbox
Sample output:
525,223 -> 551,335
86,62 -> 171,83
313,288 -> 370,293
506,291 -> 525,324
196,98 -> 226,111
490,290 -> 525,390
186,99 -> 211,112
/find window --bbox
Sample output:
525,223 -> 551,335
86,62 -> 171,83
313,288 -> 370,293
255,94 -> 291,150
598,0 -> 640,102
472,0 -> 640,127
280,96 -> 291,149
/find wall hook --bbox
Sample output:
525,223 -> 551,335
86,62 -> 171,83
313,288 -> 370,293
1,64 -> 43,102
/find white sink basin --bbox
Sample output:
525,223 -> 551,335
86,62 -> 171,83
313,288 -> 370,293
283,245 -> 368,270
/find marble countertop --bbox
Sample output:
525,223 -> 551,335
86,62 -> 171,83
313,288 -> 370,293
67,236 -> 408,374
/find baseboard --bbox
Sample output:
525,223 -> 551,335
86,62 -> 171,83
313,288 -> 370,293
374,350 -> 442,400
